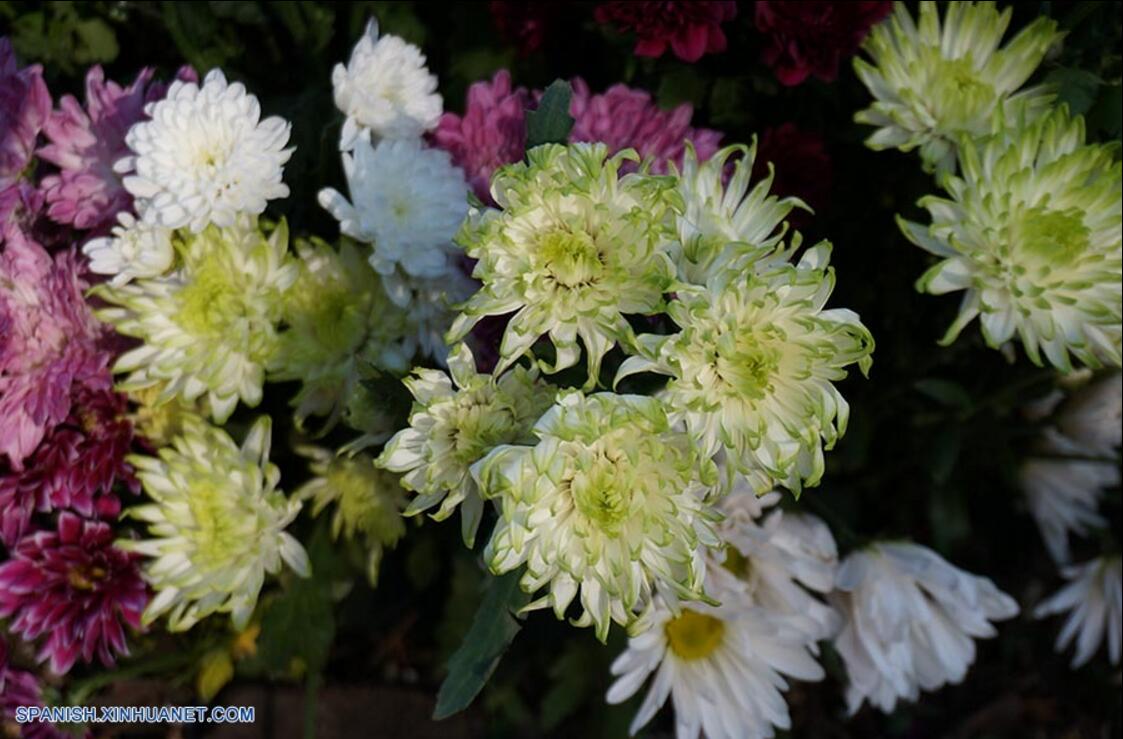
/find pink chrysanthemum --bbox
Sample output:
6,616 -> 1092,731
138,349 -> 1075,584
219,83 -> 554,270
432,70 -> 529,203
594,1 -> 737,62
0,513 -> 148,675
37,65 -> 196,231
2,640 -> 73,739
0,180 -> 44,244
568,78 -> 722,174
0,384 -> 136,546
0,231 -> 111,470
755,1 -> 892,86
0,38 -> 51,188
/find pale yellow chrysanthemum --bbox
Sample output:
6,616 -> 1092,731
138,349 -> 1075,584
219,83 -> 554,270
94,218 -> 298,423
120,417 -> 309,632
473,390 -> 722,641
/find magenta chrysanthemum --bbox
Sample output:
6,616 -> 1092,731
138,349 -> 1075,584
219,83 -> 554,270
1,640 -> 72,739
594,1 -> 737,62
0,180 -> 44,244
0,385 -> 136,546
0,38 -> 51,188
0,231 -> 111,470
755,1 -> 893,86
432,70 -> 529,203
0,513 -> 148,675
568,78 -> 722,174
37,65 -> 196,231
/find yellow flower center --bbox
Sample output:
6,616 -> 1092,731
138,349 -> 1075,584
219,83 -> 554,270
665,609 -> 726,661
713,329 -> 782,401
187,482 -> 247,567
722,545 -> 752,580
1015,206 -> 1089,263
67,563 -> 108,591
539,228 -> 603,288
929,56 -> 996,127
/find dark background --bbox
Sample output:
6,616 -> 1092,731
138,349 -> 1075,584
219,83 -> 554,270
3,2 -> 1121,737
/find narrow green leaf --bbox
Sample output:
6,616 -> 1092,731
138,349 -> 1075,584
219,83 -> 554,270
526,80 -> 574,150
432,570 -> 530,720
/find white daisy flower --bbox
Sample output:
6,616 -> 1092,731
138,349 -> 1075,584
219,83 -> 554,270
332,19 -> 442,149
1022,429 -> 1116,564
118,69 -> 293,233
1034,556 -> 1122,668
606,577 -> 825,739
719,490 -> 841,645
318,136 -> 467,294
82,211 -> 174,286
831,542 -> 1019,714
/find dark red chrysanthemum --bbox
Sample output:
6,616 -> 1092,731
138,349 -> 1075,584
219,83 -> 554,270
0,513 -> 148,675
0,383 -> 136,546
595,1 -> 737,62
753,123 -> 832,224
755,1 -> 892,86
1,637 -> 76,739
489,1 -> 568,56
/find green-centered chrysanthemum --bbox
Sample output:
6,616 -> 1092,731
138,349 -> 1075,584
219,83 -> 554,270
618,243 -> 874,495
902,106 -> 1122,370
448,143 -> 675,385
671,143 -> 803,286
269,237 -> 415,432
94,217 -> 298,423
854,1 -> 1061,174
376,344 -> 554,546
473,391 -> 722,641
119,416 -> 309,632
295,447 -> 407,587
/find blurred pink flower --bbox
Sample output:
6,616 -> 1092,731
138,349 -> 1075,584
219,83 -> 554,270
0,513 -> 147,675
38,65 -> 197,231
0,38 -> 50,188
432,70 -> 530,204
0,181 -> 44,244
595,1 -> 737,62
755,1 -> 892,86
2,639 -> 74,739
568,78 -> 722,174
489,1 -> 567,56
0,231 -> 110,471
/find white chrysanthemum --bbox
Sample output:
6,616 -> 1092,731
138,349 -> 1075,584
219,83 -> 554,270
396,269 -> 478,364
1034,556 -> 1122,668
94,219 -> 298,423
671,143 -> 802,286
318,137 -> 467,294
377,344 -> 553,546
618,243 -> 874,495
719,489 -> 841,645
473,391 -> 722,641
82,211 -> 174,286
450,143 -> 676,382
854,1 -> 1060,174
296,446 -> 406,587
120,417 -> 309,632
1022,428 -> 1117,564
902,106 -> 1122,370
606,577 -> 825,739
831,542 -> 1019,714
118,70 -> 292,233
332,19 -> 442,149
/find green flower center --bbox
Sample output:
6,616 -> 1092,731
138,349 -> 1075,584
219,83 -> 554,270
451,391 -> 519,465
178,259 -> 247,336
187,482 -> 248,567
714,332 -> 781,401
569,449 -> 633,532
1015,206 -> 1089,263
930,57 -> 996,126
665,609 -> 726,661
539,228 -> 603,288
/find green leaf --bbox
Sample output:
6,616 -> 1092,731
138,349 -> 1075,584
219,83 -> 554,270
72,18 -> 119,66
526,80 -> 574,150
914,378 -> 972,410
658,66 -> 708,108
255,524 -> 344,676
1044,67 -> 1102,116
432,569 -> 530,720
1087,83 -> 1123,139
